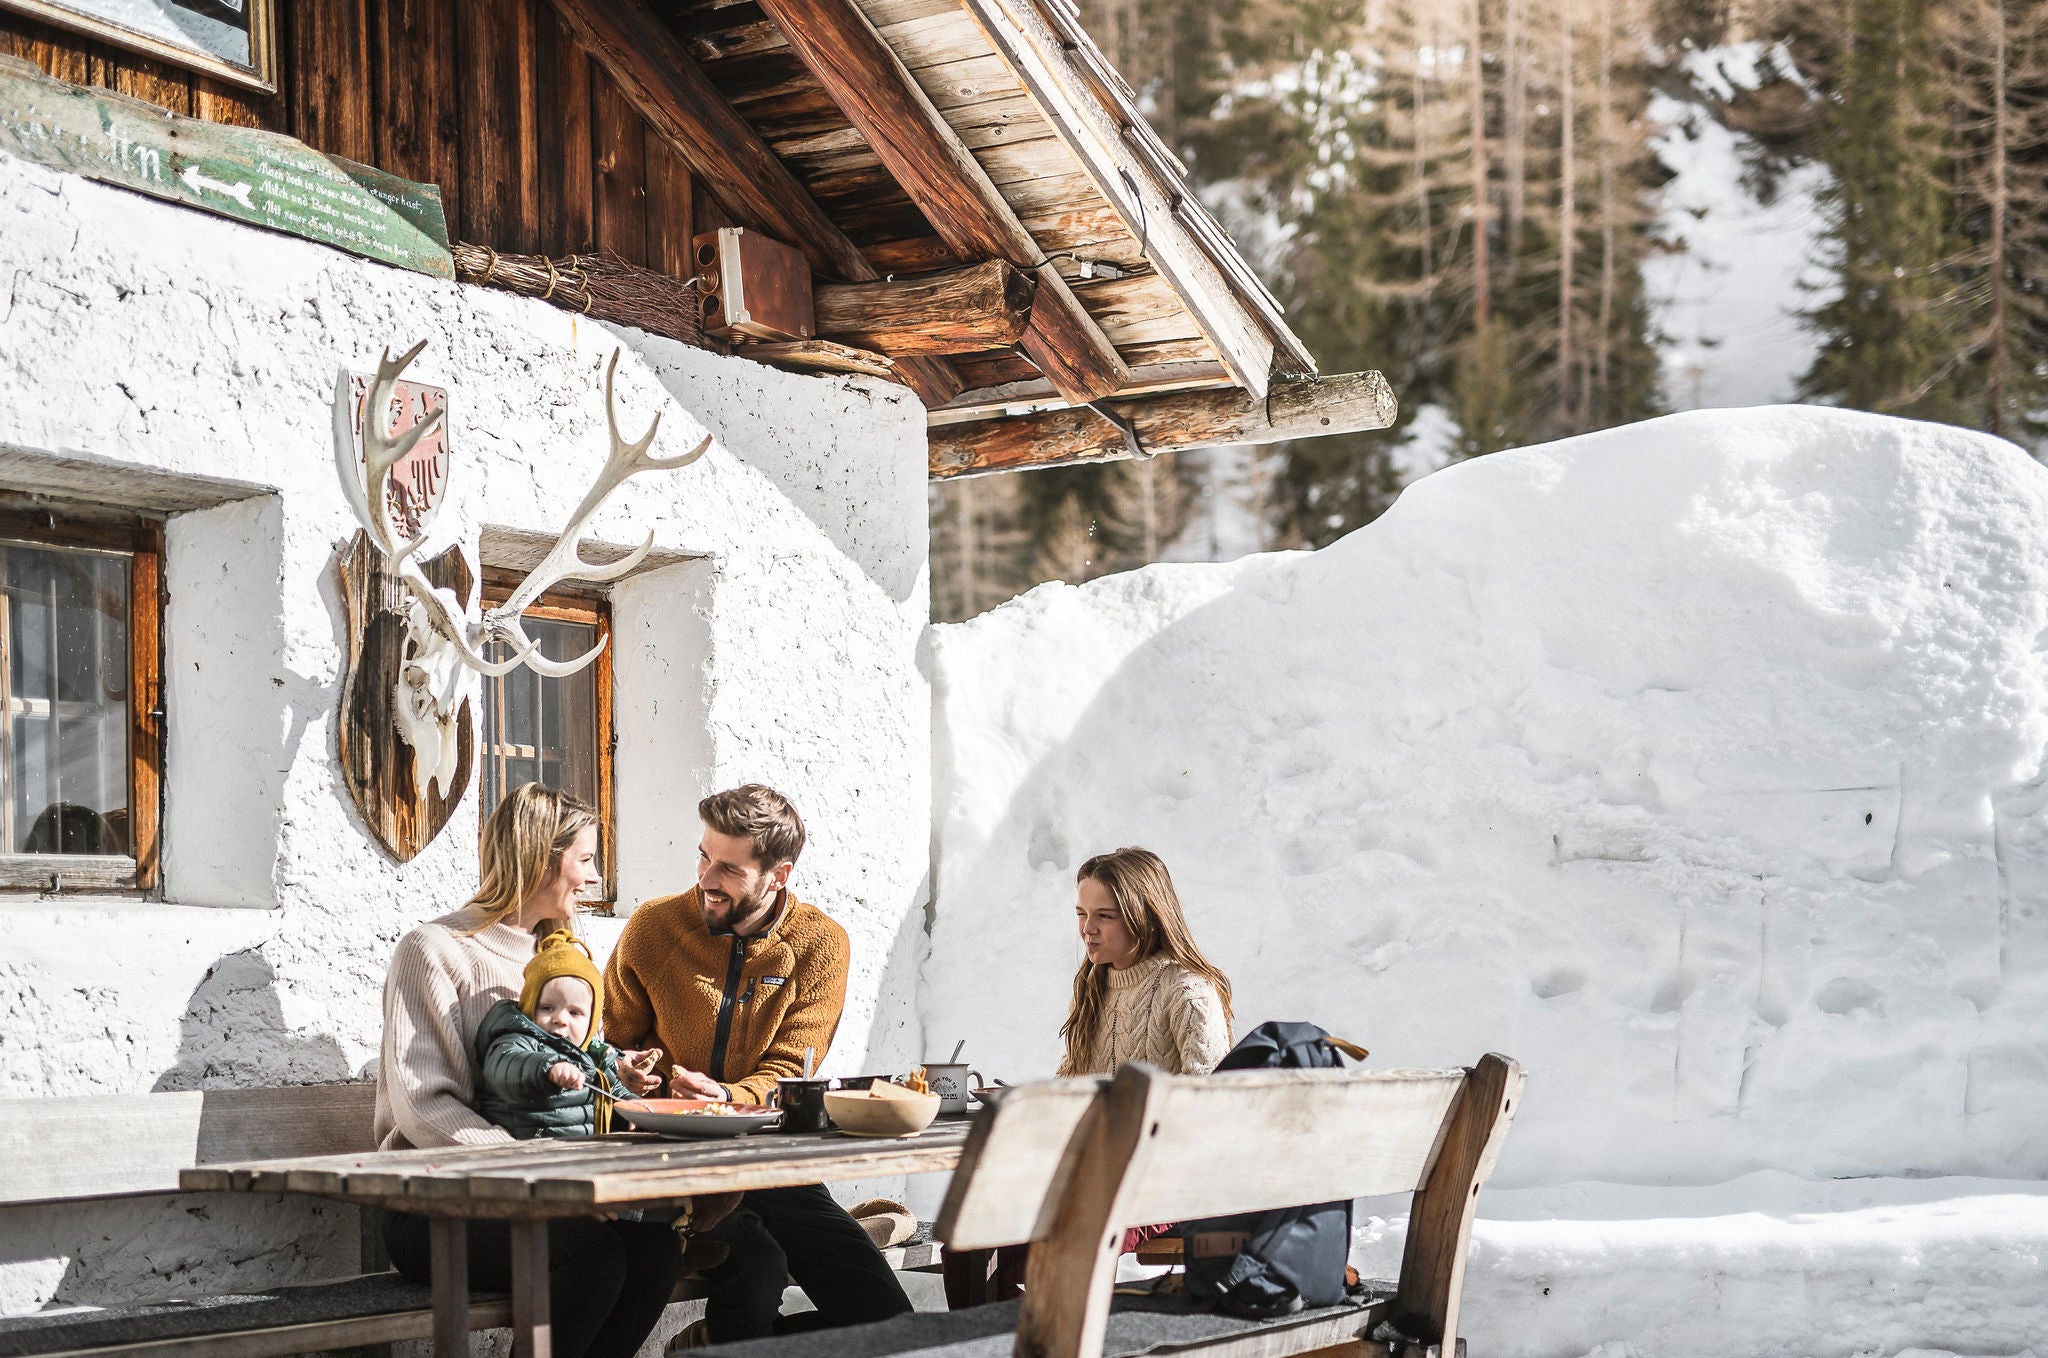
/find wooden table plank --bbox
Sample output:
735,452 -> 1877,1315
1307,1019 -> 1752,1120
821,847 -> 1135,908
573,1137 -> 967,1203
189,1120 -> 974,1214
201,1134 -> 645,1193
455,1124 -> 973,1203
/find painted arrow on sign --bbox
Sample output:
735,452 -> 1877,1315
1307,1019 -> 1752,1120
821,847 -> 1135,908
2,56 -> 453,277
179,164 -> 255,209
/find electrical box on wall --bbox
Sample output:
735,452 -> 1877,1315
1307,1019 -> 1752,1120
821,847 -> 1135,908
694,228 -> 815,342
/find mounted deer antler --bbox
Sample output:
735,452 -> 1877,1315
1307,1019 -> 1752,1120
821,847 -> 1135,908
482,353 -> 711,675
336,342 -> 709,798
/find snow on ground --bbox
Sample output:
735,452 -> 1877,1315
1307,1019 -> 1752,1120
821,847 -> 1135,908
1367,1175 -> 2048,1358
1647,45 -> 1835,410
925,406 -> 2048,1355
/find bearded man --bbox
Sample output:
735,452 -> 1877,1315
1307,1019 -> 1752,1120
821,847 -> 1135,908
602,784 -> 913,1341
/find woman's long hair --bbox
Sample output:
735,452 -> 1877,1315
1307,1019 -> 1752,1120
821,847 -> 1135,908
463,783 -> 599,933
1058,847 -> 1233,1075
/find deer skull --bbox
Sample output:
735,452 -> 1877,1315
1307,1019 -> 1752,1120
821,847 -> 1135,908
337,341 -> 711,800
395,600 -> 474,798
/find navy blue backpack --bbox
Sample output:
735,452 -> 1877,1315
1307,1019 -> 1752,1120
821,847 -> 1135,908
1177,1021 -> 1364,1318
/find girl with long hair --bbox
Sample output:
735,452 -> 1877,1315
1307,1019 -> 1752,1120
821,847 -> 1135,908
1058,846 -> 1234,1077
373,783 -> 710,1358
947,847 -> 1237,1308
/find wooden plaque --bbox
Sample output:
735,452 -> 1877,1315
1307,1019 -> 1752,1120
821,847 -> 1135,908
337,531 -> 475,862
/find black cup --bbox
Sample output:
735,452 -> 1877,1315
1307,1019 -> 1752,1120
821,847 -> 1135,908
776,1078 -> 832,1133
834,1075 -> 885,1091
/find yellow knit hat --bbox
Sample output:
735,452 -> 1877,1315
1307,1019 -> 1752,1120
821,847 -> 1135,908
520,926 -> 604,1050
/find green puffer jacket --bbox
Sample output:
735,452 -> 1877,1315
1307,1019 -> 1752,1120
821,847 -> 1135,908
474,999 -> 625,1139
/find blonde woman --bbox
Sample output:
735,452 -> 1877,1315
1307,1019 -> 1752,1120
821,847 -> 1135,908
1059,846 -> 1234,1078
373,784 -> 709,1358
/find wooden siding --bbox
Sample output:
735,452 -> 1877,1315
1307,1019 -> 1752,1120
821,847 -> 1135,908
0,0 -> 695,277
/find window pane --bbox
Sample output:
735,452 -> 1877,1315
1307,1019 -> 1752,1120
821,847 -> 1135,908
480,615 -> 602,889
1,543 -> 130,856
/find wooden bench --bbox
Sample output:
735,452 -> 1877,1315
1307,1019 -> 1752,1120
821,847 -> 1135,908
0,1083 -> 522,1357
0,1083 -> 944,1356
694,1053 -> 1524,1358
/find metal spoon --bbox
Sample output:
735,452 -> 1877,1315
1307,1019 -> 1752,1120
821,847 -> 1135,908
948,1039 -> 966,1064
802,1046 -> 815,1080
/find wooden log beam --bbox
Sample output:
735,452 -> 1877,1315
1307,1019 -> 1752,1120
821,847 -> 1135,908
749,0 -> 1130,405
814,261 -> 1036,356
927,371 -> 1398,480
547,0 -> 961,406
745,339 -> 900,381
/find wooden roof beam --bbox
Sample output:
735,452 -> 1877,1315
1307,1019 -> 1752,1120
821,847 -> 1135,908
814,261 -> 1036,356
958,0 -> 1292,396
927,371 -> 1398,479
547,0 -> 963,406
750,0 -> 1131,406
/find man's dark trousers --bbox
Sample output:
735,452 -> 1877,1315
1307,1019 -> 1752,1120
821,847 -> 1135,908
699,1183 -> 914,1340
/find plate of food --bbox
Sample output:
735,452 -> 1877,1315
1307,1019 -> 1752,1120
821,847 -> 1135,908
611,1097 -> 781,1139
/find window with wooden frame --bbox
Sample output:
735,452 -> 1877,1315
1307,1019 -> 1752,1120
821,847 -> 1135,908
0,506 -> 162,894
0,0 -> 280,91
478,571 -> 615,906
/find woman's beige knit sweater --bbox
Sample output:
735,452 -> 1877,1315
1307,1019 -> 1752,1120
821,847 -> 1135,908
372,905 -> 531,1150
1091,953 -> 1231,1076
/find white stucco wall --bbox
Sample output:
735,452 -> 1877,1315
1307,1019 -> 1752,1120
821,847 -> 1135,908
0,149 -> 931,1313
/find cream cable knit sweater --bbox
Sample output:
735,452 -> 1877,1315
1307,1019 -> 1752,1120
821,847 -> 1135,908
373,905 -> 530,1150
1094,953 -> 1231,1076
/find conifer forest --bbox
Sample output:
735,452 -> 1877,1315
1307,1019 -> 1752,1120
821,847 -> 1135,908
929,0 -> 2048,621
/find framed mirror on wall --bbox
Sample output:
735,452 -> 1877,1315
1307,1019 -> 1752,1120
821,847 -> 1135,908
0,0 -> 277,90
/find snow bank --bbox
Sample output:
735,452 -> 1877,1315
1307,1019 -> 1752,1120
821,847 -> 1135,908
927,406 -> 2048,1187
1378,1174 -> 2048,1358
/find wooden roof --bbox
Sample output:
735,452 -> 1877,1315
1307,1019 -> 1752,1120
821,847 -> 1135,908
0,0 -> 1392,478
650,0 -> 1320,423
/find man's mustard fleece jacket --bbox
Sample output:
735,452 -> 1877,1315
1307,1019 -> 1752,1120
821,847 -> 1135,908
602,886 -> 849,1106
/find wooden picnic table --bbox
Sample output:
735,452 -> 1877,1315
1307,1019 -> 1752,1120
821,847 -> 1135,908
182,1120 -> 975,1358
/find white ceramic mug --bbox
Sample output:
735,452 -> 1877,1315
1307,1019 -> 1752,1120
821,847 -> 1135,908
922,1062 -> 982,1115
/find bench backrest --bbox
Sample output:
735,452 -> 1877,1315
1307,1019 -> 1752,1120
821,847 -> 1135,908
1119,1066 -> 1472,1224
0,1083 -> 379,1206
1011,1054 -> 1524,1358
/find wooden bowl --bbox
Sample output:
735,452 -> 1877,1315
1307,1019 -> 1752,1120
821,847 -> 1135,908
823,1088 -> 941,1138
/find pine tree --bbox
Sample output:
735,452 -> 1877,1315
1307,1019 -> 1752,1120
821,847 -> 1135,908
1776,0 -> 1975,418
1936,0 -> 2048,443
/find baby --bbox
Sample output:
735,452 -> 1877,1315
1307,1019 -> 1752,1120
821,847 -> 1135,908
474,927 -> 738,1256
475,926 -> 633,1137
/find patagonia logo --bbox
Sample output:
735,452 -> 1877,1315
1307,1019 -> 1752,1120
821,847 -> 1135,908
758,976 -> 788,988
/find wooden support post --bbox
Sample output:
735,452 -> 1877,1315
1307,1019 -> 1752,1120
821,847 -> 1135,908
428,1216 -> 469,1358
926,371 -> 1398,479
813,261 -> 1036,356
510,1218 -> 553,1358
545,0 -> 962,405
750,0 -> 1130,404
1014,1066 -> 1166,1358
1388,1055 -> 1525,1353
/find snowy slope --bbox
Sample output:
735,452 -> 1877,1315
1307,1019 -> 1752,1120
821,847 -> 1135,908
927,406 -> 2048,1189
1647,46 -> 1834,410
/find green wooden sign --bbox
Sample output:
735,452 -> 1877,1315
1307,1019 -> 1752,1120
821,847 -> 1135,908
0,56 -> 453,279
